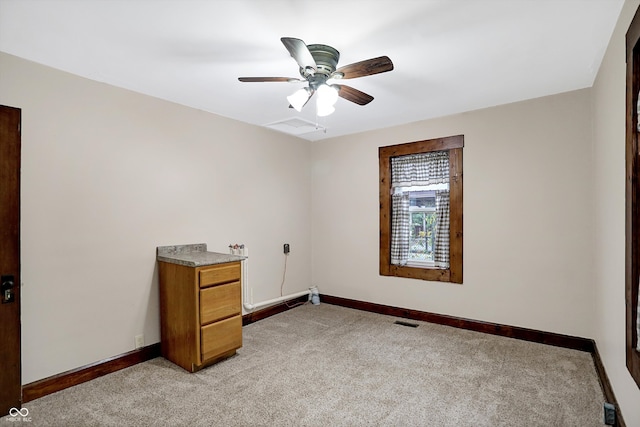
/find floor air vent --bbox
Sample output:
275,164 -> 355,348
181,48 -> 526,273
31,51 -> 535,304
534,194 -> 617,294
394,320 -> 419,328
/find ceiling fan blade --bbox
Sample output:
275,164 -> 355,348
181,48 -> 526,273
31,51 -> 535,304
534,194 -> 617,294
334,56 -> 394,79
336,85 -> 374,105
238,77 -> 304,82
281,37 -> 317,71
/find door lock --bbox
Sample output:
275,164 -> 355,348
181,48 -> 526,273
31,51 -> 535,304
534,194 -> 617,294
1,275 -> 15,304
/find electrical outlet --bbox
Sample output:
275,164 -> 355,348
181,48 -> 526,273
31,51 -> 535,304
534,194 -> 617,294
604,403 -> 616,426
284,243 -> 290,254
135,334 -> 145,349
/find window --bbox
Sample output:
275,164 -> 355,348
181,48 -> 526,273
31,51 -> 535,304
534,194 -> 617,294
625,5 -> 640,390
408,190 -> 437,264
379,135 -> 463,283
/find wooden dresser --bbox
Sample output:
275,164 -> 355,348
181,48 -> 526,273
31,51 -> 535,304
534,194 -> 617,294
157,244 -> 245,372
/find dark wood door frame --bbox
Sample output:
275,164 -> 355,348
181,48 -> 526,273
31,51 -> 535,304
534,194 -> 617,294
626,5 -> 640,390
0,105 -> 22,415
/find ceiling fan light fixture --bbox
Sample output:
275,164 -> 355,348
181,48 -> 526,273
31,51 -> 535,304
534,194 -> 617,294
317,84 -> 339,106
316,103 -> 335,117
316,84 -> 339,117
287,88 -> 312,112
239,37 -> 393,117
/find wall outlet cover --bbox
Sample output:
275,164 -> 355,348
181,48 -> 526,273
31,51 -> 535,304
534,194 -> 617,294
603,402 -> 616,425
135,334 -> 145,349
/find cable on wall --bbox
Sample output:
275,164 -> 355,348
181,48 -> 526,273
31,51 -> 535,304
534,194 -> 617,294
280,252 -> 308,309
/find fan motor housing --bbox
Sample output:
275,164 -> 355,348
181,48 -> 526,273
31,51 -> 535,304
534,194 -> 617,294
304,44 -> 340,79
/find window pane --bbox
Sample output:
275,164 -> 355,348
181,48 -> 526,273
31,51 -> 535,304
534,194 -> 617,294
409,191 -> 436,208
409,211 -> 436,261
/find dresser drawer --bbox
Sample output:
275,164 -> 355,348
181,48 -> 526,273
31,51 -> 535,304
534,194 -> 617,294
201,315 -> 242,361
199,262 -> 241,288
200,281 -> 241,324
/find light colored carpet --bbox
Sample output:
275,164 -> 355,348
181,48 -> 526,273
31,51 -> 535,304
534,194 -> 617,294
5,303 -> 605,426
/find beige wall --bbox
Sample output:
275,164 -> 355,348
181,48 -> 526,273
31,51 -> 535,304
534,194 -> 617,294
593,0 -> 640,425
309,2 -> 640,423
3,2 -> 640,420
312,89 -> 594,337
0,52 -> 313,384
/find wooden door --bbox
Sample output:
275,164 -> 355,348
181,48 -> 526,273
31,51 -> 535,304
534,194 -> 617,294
627,6 -> 640,391
0,105 -> 21,415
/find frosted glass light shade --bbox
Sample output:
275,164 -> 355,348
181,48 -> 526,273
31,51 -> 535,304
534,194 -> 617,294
316,84 -> 339,116
317,84 -> 339,106
287,88 -> 311,112
316,104 -> 335,117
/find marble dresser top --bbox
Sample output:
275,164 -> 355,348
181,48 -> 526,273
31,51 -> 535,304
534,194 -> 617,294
157,243 -> 246,267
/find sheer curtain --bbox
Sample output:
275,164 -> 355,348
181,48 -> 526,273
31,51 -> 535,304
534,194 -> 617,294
390,151 -> 449,266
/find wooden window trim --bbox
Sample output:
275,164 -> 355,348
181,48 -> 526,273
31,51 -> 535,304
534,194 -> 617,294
626,5 -> 640,390
379,135 -> 463,284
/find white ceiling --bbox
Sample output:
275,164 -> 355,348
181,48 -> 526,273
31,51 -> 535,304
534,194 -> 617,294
0,0 -> 625,141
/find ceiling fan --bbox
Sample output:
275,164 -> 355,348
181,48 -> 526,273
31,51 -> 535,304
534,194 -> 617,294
238,37 -> 393,116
